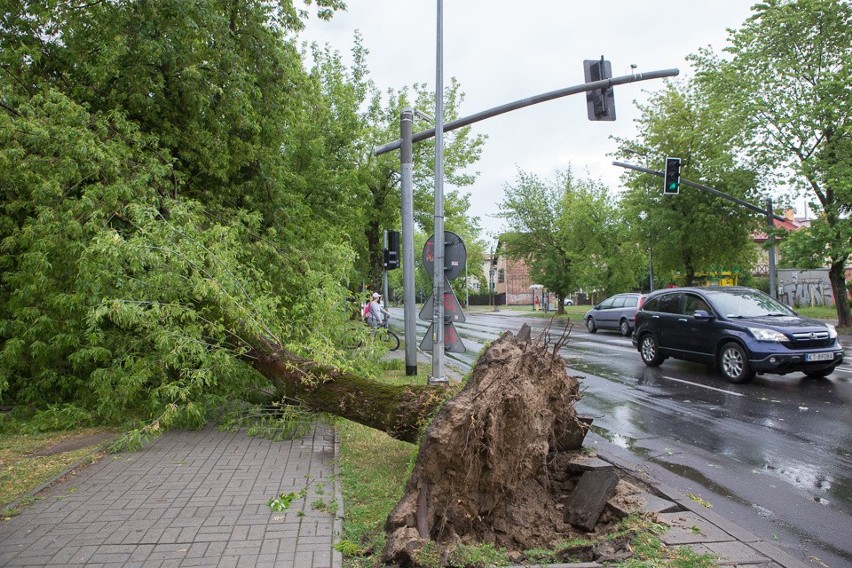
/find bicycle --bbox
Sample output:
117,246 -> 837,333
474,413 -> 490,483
347,315 -> 400,351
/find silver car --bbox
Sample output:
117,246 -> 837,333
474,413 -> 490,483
584,293 -> 643,336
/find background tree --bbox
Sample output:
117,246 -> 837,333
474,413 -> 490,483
355,73 -> 486,293
690,0 -> 851,325
497,168 -> 641,312
615,82 -> 760,286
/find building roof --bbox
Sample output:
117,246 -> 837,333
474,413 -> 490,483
752,209 -> 807,243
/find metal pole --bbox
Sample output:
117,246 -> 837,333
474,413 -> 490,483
400,109 -> 417,375
465,257 -> 468,308
375,69 -> 680,157
489,248 -> 494,310
766,198 -> 778,300
613,161 -> 786,221
649,243 -> 655,292
430,0 -> 447,385
382,230 -> 388,307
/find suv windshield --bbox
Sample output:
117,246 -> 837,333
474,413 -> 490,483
708,289 -> 796,318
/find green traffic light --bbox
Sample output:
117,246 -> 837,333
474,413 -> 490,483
669,183 -> 678,190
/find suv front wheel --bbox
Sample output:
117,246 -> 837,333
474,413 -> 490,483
639,334 -> 664,366
718,342 -> 755,383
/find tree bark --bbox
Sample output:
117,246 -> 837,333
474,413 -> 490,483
828,261 -> 851,327
243,338 -> 454,443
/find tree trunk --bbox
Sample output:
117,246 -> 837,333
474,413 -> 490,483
243,337 -> 454,443
828,261 -> 851,327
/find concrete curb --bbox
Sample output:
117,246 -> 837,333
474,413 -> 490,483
331,424 -> 344,568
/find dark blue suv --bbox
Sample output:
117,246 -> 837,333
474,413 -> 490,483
631,286 -> 843,383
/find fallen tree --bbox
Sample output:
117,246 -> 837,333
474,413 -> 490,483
239,322 -> 662,567
245,334 -> 453,443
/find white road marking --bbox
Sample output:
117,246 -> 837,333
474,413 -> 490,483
661,376 -> 745,396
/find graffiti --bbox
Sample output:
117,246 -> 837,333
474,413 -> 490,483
778,269 -> 833,307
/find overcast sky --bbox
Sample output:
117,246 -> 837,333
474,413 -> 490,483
301,1 -> 758,244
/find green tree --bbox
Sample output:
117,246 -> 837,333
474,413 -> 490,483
0,0 -> 373,430
497,168 -> 641,313
690,0 -> 851,325
615,82 -> 760,286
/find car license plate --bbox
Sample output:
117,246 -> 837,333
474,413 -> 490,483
806,352 -> 834,362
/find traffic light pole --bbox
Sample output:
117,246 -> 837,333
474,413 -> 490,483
613,161 -> 785,298
400,109 -> 417,375
375,69 -> 680,156
376,70 -> 680,386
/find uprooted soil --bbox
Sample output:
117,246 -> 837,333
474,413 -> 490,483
382,326 -> 658,566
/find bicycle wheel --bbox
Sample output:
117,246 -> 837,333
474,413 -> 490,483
384,330 -> 400,351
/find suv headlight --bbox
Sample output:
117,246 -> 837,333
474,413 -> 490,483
748,327 -> 787,342
826,324 -> 838,339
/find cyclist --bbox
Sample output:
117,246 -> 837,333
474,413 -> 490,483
365,292 -> 391,335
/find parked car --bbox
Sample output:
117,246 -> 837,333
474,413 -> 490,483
584,293 -> 643,336
631,286 -> 843,383
564,298 -> 574,306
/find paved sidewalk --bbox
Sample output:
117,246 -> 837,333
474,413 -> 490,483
0,424 -> 342,568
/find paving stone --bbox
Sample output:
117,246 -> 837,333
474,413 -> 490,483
563,456 -> 615,474
564,469 -> 619,530
704,541 -> 772,565
658,511 -> 734,544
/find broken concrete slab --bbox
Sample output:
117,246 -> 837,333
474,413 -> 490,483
564,469 -> 619,531
607,490 -> 679,518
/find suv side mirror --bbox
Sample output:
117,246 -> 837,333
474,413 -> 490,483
693,310 -> 713,320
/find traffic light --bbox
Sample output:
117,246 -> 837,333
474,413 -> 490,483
583,57 -> 616,121
384,230 -> 400,270
664,157 -> 681,195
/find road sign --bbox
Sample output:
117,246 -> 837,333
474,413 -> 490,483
583,57 -> 616,121
420,321 -> 466,353
419,277 -> 466,323
423,231 -> 466,280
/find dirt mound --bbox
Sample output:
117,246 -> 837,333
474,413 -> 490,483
382,326 -> 649,566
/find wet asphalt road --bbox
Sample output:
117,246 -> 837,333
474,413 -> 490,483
391,309 -> 852,568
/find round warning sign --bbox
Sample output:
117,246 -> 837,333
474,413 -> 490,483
422,231 -> 467,280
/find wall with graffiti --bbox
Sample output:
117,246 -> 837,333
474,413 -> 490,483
777,268 -> 834,307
